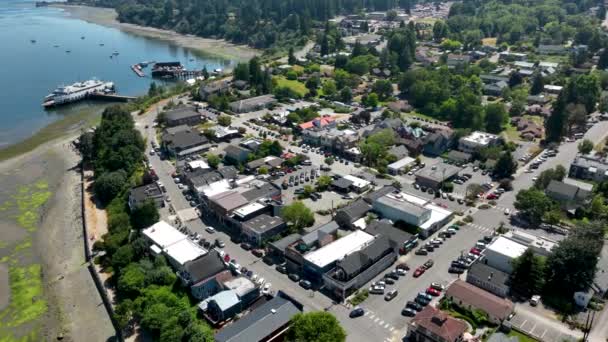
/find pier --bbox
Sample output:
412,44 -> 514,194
90,92 -> 136,102
151,61 -> 205,79
131,64 -> 145,77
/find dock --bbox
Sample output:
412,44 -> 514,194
89,92 -> 136,102
151,61 -> 205,79
131,64 -> 145,77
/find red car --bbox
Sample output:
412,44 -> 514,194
413,267 -> 425,278
470,248 -> 481,255
224,254 -> 231,262
486,193 -> 498,200
426,287 -> 441,296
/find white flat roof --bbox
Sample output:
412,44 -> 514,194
233,202 -> 266,218
200,179 -> 231,197
462,131 -> 499,146
143,221 -> 186,248
388,157 -> 416,170
486,236 -> 527,259
343,175 -> 371,189
304,230 -> 374,268
420,203 -> 452,231
399,192 -> 429,206
188,160 -> 210,170
164,239 -> 207,266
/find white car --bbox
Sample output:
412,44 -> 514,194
396,268 -> 407,276
530,295 -> 541,306
262,282 -> 272,295
504,208 -> 511,215
206,226 -> 216,234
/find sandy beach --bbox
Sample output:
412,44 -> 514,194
0,134 -> 115,341
55,4 -> 259,61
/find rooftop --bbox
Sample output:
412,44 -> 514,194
410,306 -> 468,342
376,194 -> 430,218
163,238 -> 207,266
142,221 -> 186,249
223,277 -> 257,298
129,183 -> 162,205
164,106 -> 200,122
233,202 -> 267,219
388,156 -> 416,170
336,199 -> 372,223
446,280 -> 514,321
304,230 -> 375,268
415,164 -> 461,183
301,221 -> 339,246
486,236 -> 527,259
461,131 -> 499,146
214,294 -> 302,342
335,235 -> 393,279
419,203 -> 452,231
270,233 -> 302,252
242,214 -> 285,234
365,219 -> 413,246
467,262 -> 510,289
184,250 -> 226,284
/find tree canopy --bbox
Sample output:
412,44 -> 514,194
287,312 -> 346,342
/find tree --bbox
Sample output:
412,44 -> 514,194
508,72 -> 523,88
510,249 -> 545,297
316,175 -> 332,191
258,166 -> 269,175
484,103 -> 508,133
534,165 -> 566,189
303,185 -> 315,197
130,199 -> 160,229
386,10 -> 398,21
339,87 -> 352,103
112,245 -> 134,270
281,201 -> 314,232
433,20 -> 448,41
372,80 -> 393,100
599,95 -> 608,114
514,189 -> 555,225
578,139 -> 594,154
346,55 -> 373,75
493,151 -> 517,179
598,48 -> 608,70
218,114 -> 232,127
322,80 -> 337,97
364,93 -> 379,108
530,72 -> 544,95
288,47 -> 296,65
117,263 -> 145,297
305,76 -> 321,94
233,63 -> 250,81
95,170 -> 127,204
286,312 -> 346,342
359,110 -> 371,124
352,40 -> 366,57
566,103 -> 587,134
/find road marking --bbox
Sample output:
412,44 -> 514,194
384,323 -> 390,329
374,317 -> 380,323
520,319 -> 528,329
529,323 -> 537,333
389,327 -> 395,332
378,320 -> 384,325
369,314 -> 375,319
541,329 -> 548,338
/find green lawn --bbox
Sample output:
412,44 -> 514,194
503,122 -> 521,142
508,330 -> 541,342
274,76 -> 308,97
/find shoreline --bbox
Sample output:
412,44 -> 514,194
54,4 -> 259,62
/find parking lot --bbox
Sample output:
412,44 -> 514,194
508,303 -> 580,342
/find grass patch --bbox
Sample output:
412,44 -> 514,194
482,37 -> 497,46
0,110 -> 101,162
12,182 -> 52,232
508,330 -> 541,342
503,122 -> 521,142
0,264 -> 47,328
403,111 -> 440,122
273,76 -> 309,97
348,289 -> 369,306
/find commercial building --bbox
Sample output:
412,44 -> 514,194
545,179 -> 592,210
388,156 -> 417,175
128,183 -> 164,210
180,250 -> 229,300
241,214 -> 286,247
162,128 -> 209,158
164,106 -> 202,127
302,230 -> 375,278
214,291 -> 303,342
343,175 -> 372,193
466,262 -> 510,298
365,219 -> 416,254
445,280 -> 514,324
323,235 -> 397,300
408,306 -> 468,342
458,131 -> 500,153
415,164 -> 461,190
482,236 -> 527,273
372,192 -> 452,237
334,199 -> 372,229
229,95 -> 276,113
199,79 -> 231,100
224,145 -> 252,164
501,231 -> 555,257
569,153 -> 608,182
142,221 -> 207,271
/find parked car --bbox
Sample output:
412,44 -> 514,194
470,248 -> 481,255
415,296 -> 431,306
383,277 -> 395,285
417,292 -> 433,301
426,288 -> 441,296
385,272 -> 399,280
396,263 -> 410,271
423,259 -> 434,269
413,267 -> 425,278
252,249 -> 265,257
385,289 -> 398,301
406,301 -> 423,312
415,249 -> 428,256
262,282 -> 272,295
215,239 -> 224,248
288,273 -> 301,282
276,265 -> 287,274
349,307 -> 365,318
241,243 -> 252,251
448,267 -> 465,274
369,285 -> 385,295
206,226 -> 216,234
530,295 -> 541,306
430,283 -> 445,291
299,280 -> 312,290
401,308 -> 417,317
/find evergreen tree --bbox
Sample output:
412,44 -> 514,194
494,151 -> 517,179
530,72 -> 544,95
352,40 -> 366,57
545,87 -> 568,142
511,249 -> 545,297
320,34 -> 330,56
598,48 -> 608,70
288,47 -> 296,65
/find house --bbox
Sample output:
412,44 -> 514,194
214,291 -> 303,342
142,221 -> 207,271
335,199 -> 372,228
199,79 -> 231,100
459,131 -> 499,153
480,74 -> 509,84
537,44 -> 568,55
214,126 -> 240,141
388,156 -> 417,175
445,280 -> 514,324
446,54 -> 471,68
399,137 -> 424,156
180,250 -> 229,300
569,153 -> 608,182
372,191 -> 453,237
408,306 -> 468,342
483,81 -> 509,96
223,145 -> 252,165
545,179 -> 592,210
162,128 -> 209,158
267,233 -> 301,260
415,164 -> 461,190
498,51 -> 527,61
164,106 -> 202,127
298,116 -> 337,131
241,214 -> 286,247
343,175 -> 371,193
445,150 -> 472,164
128,183 -> 164,210
323,235 -> 397,300
201,290 -> 242,323
245,156 -> 284,173
332,177 -> 353,193
423,129 -> 453,156
511,117 -> 544,140
365,219 -> 416,254
229,95 -> 276,113
387,100 -> 412,113
544,84 -> 563,94
388,145 -> 410,160
466,262 -> 510,298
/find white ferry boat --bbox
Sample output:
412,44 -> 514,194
43,79 -> 114,107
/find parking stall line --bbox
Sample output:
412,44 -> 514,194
384,323 -> 390,329
374,317 -> 380,323
378,320 -> 384,325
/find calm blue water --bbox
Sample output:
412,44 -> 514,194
0,0 -> 235,147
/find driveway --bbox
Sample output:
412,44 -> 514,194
509,303 -> 582,342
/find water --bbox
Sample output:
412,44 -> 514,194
0,0 -> 235,148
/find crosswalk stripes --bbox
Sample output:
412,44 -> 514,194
466,223 -> 494,233
362,309 -> 397,333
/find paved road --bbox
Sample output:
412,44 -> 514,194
511,303 -> 581,342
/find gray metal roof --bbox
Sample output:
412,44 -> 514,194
415,164 -> 460,183
164,107 -> 200,122
332,177 -> 353,189
375,195 -> 430,218
365,219 -> 413,246
363,186 -> 398,204
466,262 -> 509,289
301,221 -> 339,246
243,214 -> 285,234
184,250 -> 226,284
269,233 -> 302,252
214,295 -> 301,342
163,129 -> 209,150
335,235 -> 393,279
336,199 -> 372,222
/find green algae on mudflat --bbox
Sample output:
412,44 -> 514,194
0,264 -> 47,328
12,182 -> 51,232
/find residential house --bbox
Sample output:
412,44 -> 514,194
545,179 -> 592,210
569,153 -> 608,182
445,280 -> 514,324
214,291 -> 304,342
466,262 -> 510,298
408,306 -> 468,342
199,79 -> 231,100
387,100 -> 413,113
164,107 -> 202,127
128,183 -> 164,210
298,116 -> 337,131
388,156 -> 417,175
423,129 -> 453,156
162,128 -> 209,158
365,219 -> 416,254
323,235 -> 397,300
399,137 -> 424,156
446,54 -> 471,68
267,233 -> 301,260
511,117 -> 544,140
142,221 -> 207,271
544,84 -> 563,94
537,44 -> 568,55
201,290 -> 242,323
445,150 -> 472,164
332,177 -> 353,193
241,214 -> 286,247
224,145 -> 252,165
483,81 -> 509,96
335,199 -> 372,229
180,250 -> 229,300
229,95 -> 276,113
388,145 -> 410,160
245,156 -> 284,173
498,51 -> 527,61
